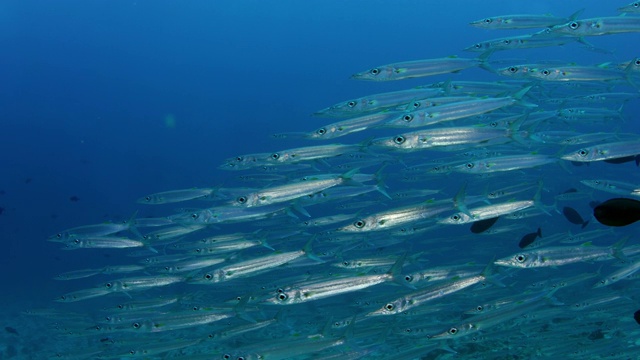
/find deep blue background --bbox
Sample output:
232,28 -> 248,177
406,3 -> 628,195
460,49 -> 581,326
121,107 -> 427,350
0,1 -> 637,300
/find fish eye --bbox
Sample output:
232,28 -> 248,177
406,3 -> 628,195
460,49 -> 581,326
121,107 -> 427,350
635,2 -> 640,8
515,254 -> 527,263
508,67 -> 518,73
578,149 -> 589,157
56,233 -> 62,239
204,273 -> 213,280
236,196 -> 247,204
354,220 -> 366,228
347,101 -> 357,108
105,282 -> 112,288
542,69 -> 550,76
385,303 -> 395,311
569,21 -> 579,29
370,68 -> 380,75
465,163 -> 474,169
394,135 -> 406,144
316,128 -> 326,135
635,59 -> 640,66
223,354 -> 231,360
117,304 -> 124,309
451,214 -> 461,221
277,293 -> 288,301
503,39 -> 511,44
132,322 -> 141,329
412,101 -> 420,109
404,275 -> 413,282
476,305 -> 484,312
237,357 -> 246,360
144,196 -> 151,202
402,114 -> 414,122
474,43 -> 482,49
191,213 -> 199,219
270,153 -> 280,160
235,156 -> 243,162
73,238 -> 80,244
405,328 -> 412,333
483,18 -> 492,24
448,327 -> 458,335
342,261 -> 349,266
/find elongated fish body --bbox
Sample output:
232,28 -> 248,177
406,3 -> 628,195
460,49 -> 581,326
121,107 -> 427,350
351,56 -> 480,81
62,236 -> 146,250
527,65 -> 626,82
453,154 -> 556,173
439,200 -> 534,225
385,97 -> 518,128
136,188 -> 215,204
266,144 -> 360,165
314,88 -> 443,117
266,273 -> 393,305
234,170 -> 357,207
309,112 -> 394,140
470,12 -> 582,29
494,243 -> 624,268
368,274 -> 485,316
549,16 -> 640,36
189,249 -> 310,284
581,179 -> 640,197
560,140 -> 640,162
372,126 -> 511,151
593,259 -> 640,288
465,34 -> 579,53
337,199 -> 453,232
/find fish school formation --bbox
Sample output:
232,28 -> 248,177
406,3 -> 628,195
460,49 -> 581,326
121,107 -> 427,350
33,3 -> 640,359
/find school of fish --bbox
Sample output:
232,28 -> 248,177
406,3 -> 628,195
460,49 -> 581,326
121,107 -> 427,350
20,3 -> 640,359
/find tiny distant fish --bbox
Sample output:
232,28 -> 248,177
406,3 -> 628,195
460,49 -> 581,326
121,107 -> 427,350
5,326 -> 19,335
593,198 -> 640,227
470,217 -> 499,234
69,196 -> 80,202
0,206 -> 4,215
562,207 -> 589,228
518,227 -> 542,249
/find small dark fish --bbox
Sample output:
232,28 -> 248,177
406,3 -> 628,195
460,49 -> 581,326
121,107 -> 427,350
562,188 -> 578,194
594,198 -> 640,227
24,178 -> 32,184
518,227 -> 542,249
562,207 -> 589,229
0,190 -> 5,195
5,326 -> 18,335
470,216 -> 499,234
0,206 -> 4,215
635,309 -> 640,325
69,196 -> 80,202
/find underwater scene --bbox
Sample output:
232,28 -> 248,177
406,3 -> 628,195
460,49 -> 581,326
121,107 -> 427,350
3,0 -> 640,358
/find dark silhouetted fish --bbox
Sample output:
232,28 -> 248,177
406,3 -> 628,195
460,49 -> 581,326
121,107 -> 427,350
0,206 -> 4,215
594,198 -> 640,227
5,326 -> 18,335
69,196 -> 80,202
470,216 -> 499,233
635,309 -> 640,325
562,207 -> 589,228
518,227 -> 542,248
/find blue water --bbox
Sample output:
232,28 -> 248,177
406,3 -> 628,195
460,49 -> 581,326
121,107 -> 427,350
1,1 -> 640,358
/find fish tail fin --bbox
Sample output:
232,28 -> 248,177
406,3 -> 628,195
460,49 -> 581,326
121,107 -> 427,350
388,253 -> 414,289
480,260 -> 505,287
513,86 -> 538,108
612,236 -> 629,262
453,181 -> 472,217
302,238 -> 324,263
532,179 -> 552,216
